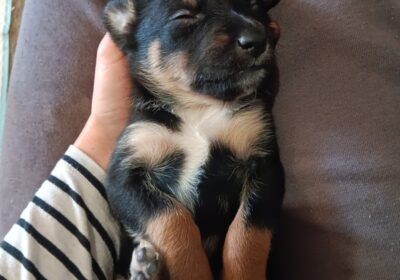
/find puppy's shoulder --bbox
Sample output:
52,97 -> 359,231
217,100 -> 273,160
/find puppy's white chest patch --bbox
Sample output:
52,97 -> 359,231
122,103 -> 268,212
174,105 -> 232,210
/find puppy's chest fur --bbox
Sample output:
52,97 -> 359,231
120,99 -> 271,240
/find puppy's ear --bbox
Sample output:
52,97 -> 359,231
259,0 -> 280,11
103,0 -> 137,49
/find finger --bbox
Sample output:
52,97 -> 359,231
268,20 -> 280,43
94,33 -> 131,85
97,33 -> 126,65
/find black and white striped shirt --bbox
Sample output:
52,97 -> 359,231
0,146 -> 121,280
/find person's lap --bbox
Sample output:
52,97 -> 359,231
1,0 -> 399,279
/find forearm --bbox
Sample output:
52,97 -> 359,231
74,116 -> 125,171
0,146 -> 121,280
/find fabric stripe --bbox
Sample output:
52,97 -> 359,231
0,241 -> 46,280
4,215 -> 80,279
47,175 -> 117,266
31,196 -> 106,280
18,205 -> 92,279
35,181 -> 115,278
62,155 -> 108,200
16,219 -> 87,280
53,157 -> 120,248
65,146 -> 107,183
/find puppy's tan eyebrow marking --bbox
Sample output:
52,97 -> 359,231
182,0 -> 198,8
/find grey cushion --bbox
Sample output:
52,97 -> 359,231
270,1 -> 400,279
0,0 -> 106,237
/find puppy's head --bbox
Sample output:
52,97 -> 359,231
104,0 -> 280,103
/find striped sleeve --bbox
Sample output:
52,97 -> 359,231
0,145 -> 121,280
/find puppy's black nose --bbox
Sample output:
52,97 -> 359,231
237,28 -> 267,57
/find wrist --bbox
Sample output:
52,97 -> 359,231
74,116 -> 120,170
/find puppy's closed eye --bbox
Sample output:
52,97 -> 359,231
170,10 -> 203,25
171,10 -> 197,20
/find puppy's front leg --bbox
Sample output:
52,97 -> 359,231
145,205 -> 213,280
107,124 -> 212,280
222,153 -> 284,280
222,209 -> 273,280
109,172 -> 212,280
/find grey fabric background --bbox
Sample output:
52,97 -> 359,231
269,1 -> 400,279
1,0 -> 399,279
0,0 -> 105,237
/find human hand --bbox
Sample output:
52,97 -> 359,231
75,33 -> 132,170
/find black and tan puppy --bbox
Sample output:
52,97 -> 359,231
103,0 -> 284,279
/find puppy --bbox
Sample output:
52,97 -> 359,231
103,0 -> 284,279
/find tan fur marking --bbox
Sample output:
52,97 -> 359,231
182,0 -> 198,8
146,206 -> 212,280
121,122 -> 178,168
146,40 -> 223,107
218,105 -> 270,159
212,33 -> 231,49
107,0 -> 136,35
147,40 -> 192,94
222,206 -> 272,280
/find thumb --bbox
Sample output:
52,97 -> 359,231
96,33 -> 127,69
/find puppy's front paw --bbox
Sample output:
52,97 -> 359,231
130,237 -> 161,280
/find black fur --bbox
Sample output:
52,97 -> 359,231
132,85 -> 182,131
104,0 -> 284,278
108,148 -> 184,233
